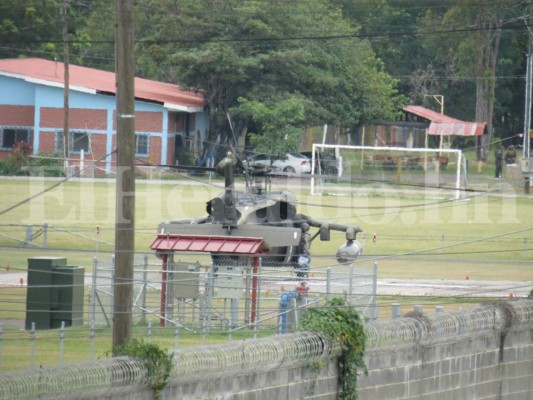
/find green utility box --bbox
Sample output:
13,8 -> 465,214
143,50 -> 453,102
25,257 -> 85,330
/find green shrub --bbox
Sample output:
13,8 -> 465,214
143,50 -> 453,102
114,339 -> 174,397
28,152 -> 65,177
300,297 -> 367,400
0,145 -> 65,177
0,158 -> 16,175
176,148 -> 196,166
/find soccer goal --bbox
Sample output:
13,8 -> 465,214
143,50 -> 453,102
310,144 -> 465,199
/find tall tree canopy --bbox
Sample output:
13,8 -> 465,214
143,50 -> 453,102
337,0 -> 529,152
2,0 -> 531,157
418,0 -> 527,159
0,0 -> 91,64
128,0 -> 404,157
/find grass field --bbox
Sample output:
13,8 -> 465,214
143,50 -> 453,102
0,172 -> 531,372
1,173 -> 532,279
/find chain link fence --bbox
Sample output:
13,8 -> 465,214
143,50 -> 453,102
90,253 -> 378,335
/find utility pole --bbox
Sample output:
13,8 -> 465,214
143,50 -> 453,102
523,1 -> 533,194
523,52 -> 531,194
62,0 -> 70,175
113,0 -> 136,352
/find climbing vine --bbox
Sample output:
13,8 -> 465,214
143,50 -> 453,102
114,339 -> 174,398
299,297 -> 367,400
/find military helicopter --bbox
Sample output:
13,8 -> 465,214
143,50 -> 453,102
157,151 -> 364,269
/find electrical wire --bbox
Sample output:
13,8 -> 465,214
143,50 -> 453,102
2,19 -> 532,45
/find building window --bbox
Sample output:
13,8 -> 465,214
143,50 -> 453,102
56,131 -> 91,154
1,127 -> 30,149
135,134 -> 149,156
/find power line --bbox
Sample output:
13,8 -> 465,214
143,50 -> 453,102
3,21 -> 532,45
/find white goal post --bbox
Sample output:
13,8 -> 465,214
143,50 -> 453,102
310,144 -> 464,199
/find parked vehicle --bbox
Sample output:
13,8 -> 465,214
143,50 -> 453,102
244,153 -> 312,174
300,150 -> 340,175
300,151 -> 320,171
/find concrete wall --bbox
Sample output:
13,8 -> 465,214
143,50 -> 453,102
359,322 -> 532,399
1,300 -> 532,400
160,301 -> 533,400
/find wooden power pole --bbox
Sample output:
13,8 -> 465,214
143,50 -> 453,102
62,0 -> 69,175
113,0 -> 136,351
524,0 -> 533,194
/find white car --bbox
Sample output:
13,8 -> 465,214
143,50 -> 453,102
244,153 -> 312,174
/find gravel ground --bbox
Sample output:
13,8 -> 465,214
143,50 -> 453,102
2,271 -> 530,298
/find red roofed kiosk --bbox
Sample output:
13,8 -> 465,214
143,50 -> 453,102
150,234 -> 270,327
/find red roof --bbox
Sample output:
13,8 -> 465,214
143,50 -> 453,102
404,105 -> 459,123
150,234 -> 268,254
0,58 -> 205,111
404,105 -> 485,136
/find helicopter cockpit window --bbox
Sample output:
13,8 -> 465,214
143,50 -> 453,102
279,201 -> 296,220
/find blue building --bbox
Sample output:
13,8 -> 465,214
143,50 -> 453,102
0,58 -> 208,174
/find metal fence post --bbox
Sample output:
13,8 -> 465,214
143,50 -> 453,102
200,291 -> 206,345
244,258 -> 251,324
371,261 -> 378,320
91,257 -> 97,325
253,258 -> 262,339
206,268 -> 214,335
0,323 -> 3,370
348,266 -> 354,296
111,255 -> 115,323
30,322 -> 35,368
174,324 -> 179,352
326,267 -> 331,300
392,303 -> 401,319
90,321 -> 95,361
228,299 -> 234,342
223,298 -> 227,330
413,304 -> 423,313
147,320 -> 152,343
25,225 -> 32,246
288,298 -> 298,333
435,306 -> 444,314
43,223 -> 48,247
59,321 -> 65,367
141,254 -> 148,323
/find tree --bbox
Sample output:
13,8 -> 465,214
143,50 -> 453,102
75,0 -> 116,70
0,0 -> 94,65
420,0 -> 528,159
130,0 -> 403,159
0,0 -> 61,59
233,97 -> 305,161
333,0 -> 430,98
